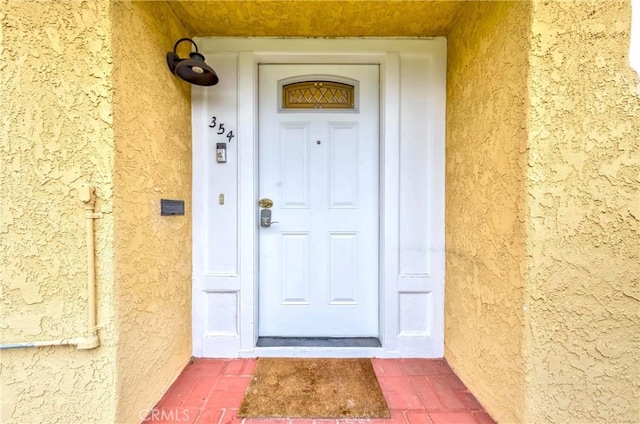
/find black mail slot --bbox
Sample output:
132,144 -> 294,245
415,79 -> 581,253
161,199 -> 185,216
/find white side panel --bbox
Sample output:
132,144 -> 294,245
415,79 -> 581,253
399,291 -> 433,335
205,292 -> 239,335
192,53 -> 241,357
399,54 -> 432,278
204,56 -> 239,276
395,49 -> 446,356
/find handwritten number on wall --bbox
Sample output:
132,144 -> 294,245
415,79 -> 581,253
209,116 -> 234,142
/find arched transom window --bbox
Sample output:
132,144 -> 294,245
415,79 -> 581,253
282,80 -> 356,110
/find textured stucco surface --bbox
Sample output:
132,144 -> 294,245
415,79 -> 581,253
2,1 -> 638,423
446,2 -> 639,423
1,1 -> 192,423
0,1 -> 117,423
111,2 -> 193,423
445,2 -> 531,423
168,0 -> 464,37
525,1 -> 640,422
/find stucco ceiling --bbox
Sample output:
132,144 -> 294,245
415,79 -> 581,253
167,1 -> 467,37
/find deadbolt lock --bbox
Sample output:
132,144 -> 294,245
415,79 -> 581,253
258,198 -> 273,208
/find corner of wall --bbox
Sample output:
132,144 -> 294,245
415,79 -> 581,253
444,2 -> 532,423
110,2 -> 193,422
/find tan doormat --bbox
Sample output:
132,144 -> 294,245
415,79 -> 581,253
238,358 -> 390,419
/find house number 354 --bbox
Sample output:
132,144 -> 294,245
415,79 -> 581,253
209,116 -> 235,142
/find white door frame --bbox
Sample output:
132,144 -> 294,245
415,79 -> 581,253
192,38 -> 446,358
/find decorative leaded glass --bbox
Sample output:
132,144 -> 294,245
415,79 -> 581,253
282,81 -> 355,109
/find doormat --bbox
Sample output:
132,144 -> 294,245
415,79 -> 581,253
238,358 -> 390,419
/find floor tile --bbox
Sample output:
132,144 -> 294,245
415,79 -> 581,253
217,375 -> 252,392
473,411 -> 497,424
384,392 -> 424,410
183,359 -> 227,377
181,376 -> 219,408
219,408 -> 242,424
408,379 -> 445,411
340,419 -> 380,424
158,375 -> 200,407
457,392 -> 482,410
427,376 -> 466,410
378,376 -> 415,393
399,361 -> 442,376
443,374 -> 466,391
433,361 -> 454,375
242,359 -> 258,375
207,390 -> 246,408
224,359 -> 249,375
372,359 -> 405,376
405,411 -> 432,424
428,411 -> 477,424
194,408 -> 224,423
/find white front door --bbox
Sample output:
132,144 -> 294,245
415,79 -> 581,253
258,64 -> 380,337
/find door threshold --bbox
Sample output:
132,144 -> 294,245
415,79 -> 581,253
256,337 -> 381,348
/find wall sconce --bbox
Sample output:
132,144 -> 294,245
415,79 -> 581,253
166,38 -> 219,86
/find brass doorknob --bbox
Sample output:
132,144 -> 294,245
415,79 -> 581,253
258,198 -> 273,208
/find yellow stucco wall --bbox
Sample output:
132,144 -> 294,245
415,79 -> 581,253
169,0 -> 464,37
111,2 -> 193,423
0,1 -> 117,423
1,1 -> 192,422
445,2 -> 531,423
525,1 -> 640,422
447,2 -> 639,423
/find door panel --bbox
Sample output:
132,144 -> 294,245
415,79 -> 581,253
258,64 -> 379,337
280,123 -> 309,207
329,123 -> 359,208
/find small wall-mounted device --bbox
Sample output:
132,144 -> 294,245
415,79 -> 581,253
161,199 -> 185,216
216,143 -> 227,163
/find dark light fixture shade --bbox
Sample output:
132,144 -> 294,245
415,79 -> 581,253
167,38 -> 219,86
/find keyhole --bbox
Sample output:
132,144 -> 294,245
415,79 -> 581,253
316,140 -> 321,145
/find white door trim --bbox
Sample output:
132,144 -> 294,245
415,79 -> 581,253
192,38 -> 446,358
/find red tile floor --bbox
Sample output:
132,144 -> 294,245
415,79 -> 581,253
144,359 -> 496,424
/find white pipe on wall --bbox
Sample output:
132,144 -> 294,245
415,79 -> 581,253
78,183 -> 100,350
1,337 -> 96,350
0,183 -> 101,350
